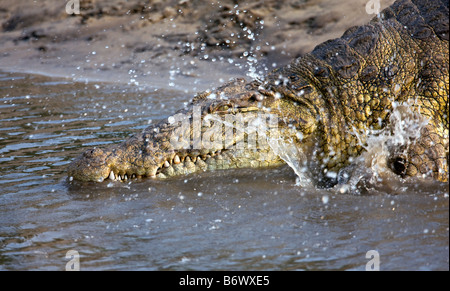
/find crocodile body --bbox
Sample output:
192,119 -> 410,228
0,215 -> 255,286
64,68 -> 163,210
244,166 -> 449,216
68,0 -> 449,186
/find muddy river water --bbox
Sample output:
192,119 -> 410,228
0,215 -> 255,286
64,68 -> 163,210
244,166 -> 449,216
0,71 -> 448,270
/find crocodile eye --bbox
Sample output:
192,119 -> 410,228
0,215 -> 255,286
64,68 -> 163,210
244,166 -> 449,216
216,105 -> 230,112
288,73 -> 300,82
313,66 -> 330,78
209,103 -> 232,113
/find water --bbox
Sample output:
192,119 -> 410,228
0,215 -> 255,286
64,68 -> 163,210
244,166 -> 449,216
0,71 -> 448,270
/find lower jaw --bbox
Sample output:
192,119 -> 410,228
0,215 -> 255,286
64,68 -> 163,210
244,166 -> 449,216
107,150 -> 284,181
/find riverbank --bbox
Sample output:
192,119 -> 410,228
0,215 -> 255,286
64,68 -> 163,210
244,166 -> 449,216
0,0 -> 393,91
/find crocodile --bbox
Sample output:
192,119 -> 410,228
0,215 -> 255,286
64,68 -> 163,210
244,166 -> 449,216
68,0 -> 449,186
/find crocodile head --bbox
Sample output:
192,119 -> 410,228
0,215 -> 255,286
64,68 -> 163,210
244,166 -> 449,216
67,77 -> 320,182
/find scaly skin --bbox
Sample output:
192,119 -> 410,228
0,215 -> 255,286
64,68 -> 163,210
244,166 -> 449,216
68,0 -> 449,185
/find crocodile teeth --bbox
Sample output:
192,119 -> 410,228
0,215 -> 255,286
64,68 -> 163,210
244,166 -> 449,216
174,155 -> 181,164
109,171 -> 115,180
164,161 -> 170,168
255,93 -> 264,101
149,166 -> 158,177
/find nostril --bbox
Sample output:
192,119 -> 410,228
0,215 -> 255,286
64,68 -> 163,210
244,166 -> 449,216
84,147 -> 104,158
83,149 -> 95,157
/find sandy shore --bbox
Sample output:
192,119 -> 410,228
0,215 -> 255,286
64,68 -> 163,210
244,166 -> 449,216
0,0 -> 394,92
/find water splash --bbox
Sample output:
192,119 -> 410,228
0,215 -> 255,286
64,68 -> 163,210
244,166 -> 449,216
336,100 -> 431,194
265,98 -> 432,193
267,135 -> 313,187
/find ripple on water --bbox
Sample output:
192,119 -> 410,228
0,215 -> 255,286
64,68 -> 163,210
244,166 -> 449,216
0,72 -> 448,271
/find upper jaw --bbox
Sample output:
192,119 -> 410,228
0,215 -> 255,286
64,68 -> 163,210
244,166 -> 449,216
69,145 -> 283,183
68,105 -> 284,182
105,108 -> 283,181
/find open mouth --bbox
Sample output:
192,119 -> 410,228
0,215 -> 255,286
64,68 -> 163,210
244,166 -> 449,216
67,80 -> 296,183
106,150 -> 226,181
68,99 -> 293,183
104,143 -> 284,182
